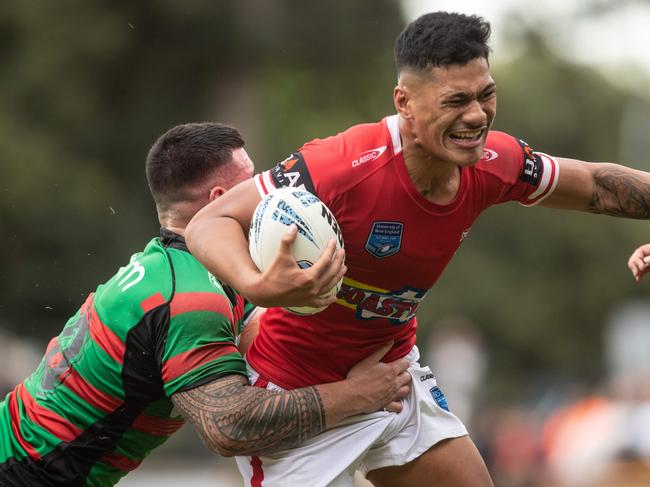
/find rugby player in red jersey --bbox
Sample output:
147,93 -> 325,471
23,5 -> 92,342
186,12 -> 650,487
0,123 -> 410,486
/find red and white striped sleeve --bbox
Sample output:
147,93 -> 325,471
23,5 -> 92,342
481,132 -> 561,207
519,152 -> 560,206
253,171 -> 277,198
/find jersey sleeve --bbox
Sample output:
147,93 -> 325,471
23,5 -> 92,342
253,134 -> 349,207
480,131 -> 560,207
161,295 -> 247,396
254,151 -> 320,199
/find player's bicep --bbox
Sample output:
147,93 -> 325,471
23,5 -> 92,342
539,157 -> 598,211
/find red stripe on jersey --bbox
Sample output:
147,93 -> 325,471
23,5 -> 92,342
89,305 -> 125,365
100,451 -> 142,472
140,292 -> 166,313
59,367 -> 122,413
7,386 -> 41,460
258,173 -> 269,195
18,384 -> 83,443
133,413 -> 185,436
170,292 -> 233,322
162,343 -> 239,383
252,376 -> 269,388
232,294 -> 246,335
251,456 -> 265,487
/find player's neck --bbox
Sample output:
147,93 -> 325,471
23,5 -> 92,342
164,225 -> 186,236
402,149 -> 461,205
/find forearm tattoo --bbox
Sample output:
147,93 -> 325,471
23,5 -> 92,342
172,375 -> 326,456
589,167 -> 650,218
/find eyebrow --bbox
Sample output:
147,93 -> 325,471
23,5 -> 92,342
441,82 -> 496,102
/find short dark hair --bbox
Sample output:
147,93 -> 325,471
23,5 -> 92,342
394,12 -> 491,74
146,122 -> 244,206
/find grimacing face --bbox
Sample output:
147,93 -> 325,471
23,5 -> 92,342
395,57 -> 497,167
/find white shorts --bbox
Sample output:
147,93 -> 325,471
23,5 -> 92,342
236,346 -> 468,487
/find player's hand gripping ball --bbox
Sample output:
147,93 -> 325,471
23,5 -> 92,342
249,187 -> 345,315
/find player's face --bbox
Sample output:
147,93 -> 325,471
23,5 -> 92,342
398,57 -> 496,167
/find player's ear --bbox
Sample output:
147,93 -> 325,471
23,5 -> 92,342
209,186 -> 227,202
393,84 -> 412,120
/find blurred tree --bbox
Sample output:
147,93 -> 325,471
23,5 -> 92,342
0,0 -> 402,341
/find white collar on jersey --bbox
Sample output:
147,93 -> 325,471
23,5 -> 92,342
386,114 -> 402,155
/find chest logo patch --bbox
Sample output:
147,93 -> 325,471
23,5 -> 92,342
365,221 -> 403,259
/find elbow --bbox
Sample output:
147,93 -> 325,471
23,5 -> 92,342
202,435 -> 239,457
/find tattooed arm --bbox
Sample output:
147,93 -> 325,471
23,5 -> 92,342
540,158 -> 650,217
171,342 -> 410,457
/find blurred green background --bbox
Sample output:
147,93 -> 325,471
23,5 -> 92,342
2,0 -> 650,485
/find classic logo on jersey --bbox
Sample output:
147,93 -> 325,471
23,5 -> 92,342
480,148 -> 498,162
517,139 -> 543,186
271,151 -> 316,194
365,221 -> 403,259
352,146 -> 387,167
336,277 -> 426,324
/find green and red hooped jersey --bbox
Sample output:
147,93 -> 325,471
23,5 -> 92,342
0,230 -> 253,486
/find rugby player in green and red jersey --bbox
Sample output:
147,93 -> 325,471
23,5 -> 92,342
0,123 -> 411,486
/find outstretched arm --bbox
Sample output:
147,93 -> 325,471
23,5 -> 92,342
172,342 -> 411,457
186,178 -> 345,308
540,158 -> 650,218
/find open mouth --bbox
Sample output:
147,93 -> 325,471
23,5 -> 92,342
448,128 -> 485,144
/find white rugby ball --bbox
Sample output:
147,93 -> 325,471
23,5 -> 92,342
249,187 -> 345,315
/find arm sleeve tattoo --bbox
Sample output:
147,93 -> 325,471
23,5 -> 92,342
589,167 -> 650,218
171,375 -> 326,456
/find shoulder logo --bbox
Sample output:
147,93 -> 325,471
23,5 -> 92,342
480,149 -> 498,162
116,254 -> 145,292
352,146 -> 387,167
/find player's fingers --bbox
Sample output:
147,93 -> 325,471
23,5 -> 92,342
310,239 -> 338,276
628,259 -> 641,280
384,400 -> 403,414
360,341 -> 394,364
388,357 -> 410,375
320,250 -> 346,293
309,293 -> 338,308
630,255 -> 650,280
278,225 -> 298,256
396,370 -> 412,388
395,384 -> 411,399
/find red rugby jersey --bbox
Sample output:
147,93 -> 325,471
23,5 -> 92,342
248,115 -> 559,389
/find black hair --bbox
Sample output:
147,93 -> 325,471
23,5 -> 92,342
395,12 -> 491,74
145,122 -> 245,206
